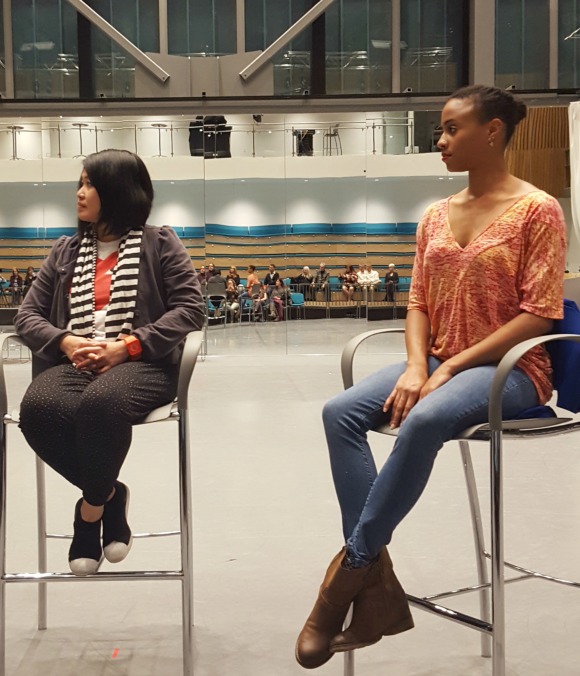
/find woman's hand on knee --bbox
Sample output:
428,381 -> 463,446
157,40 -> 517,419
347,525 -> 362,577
383,365 -> 428,428
418,363 -> 454,400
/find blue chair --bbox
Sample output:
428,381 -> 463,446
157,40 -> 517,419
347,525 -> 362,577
289,292 -> 305,319
340,325 -> 580,676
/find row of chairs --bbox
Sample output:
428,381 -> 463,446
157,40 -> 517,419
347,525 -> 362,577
204,281 -> 306,327
0,287 -> 22,308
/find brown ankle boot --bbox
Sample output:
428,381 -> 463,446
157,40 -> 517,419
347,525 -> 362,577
330,547 -> 414,653
295,548 -> 372,669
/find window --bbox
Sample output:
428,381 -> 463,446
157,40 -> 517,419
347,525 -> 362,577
400,0 -> 466,93
495,0 -> 549,89
169,0 -> 236,55
559,0 -> 580,88
12,0 -> 79,98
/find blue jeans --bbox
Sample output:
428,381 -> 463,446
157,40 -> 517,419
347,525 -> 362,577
322,356 -> 539,567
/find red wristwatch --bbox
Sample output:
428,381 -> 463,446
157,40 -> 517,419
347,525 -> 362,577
121,335 -> 143,361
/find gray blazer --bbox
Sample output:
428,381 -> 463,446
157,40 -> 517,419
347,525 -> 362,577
15,225 -> 205,372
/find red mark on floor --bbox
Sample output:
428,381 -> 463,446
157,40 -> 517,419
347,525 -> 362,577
112,648 -> 119,659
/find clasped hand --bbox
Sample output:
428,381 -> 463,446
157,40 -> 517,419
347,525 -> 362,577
383,363 -> 454,429
60,335 -> 128,375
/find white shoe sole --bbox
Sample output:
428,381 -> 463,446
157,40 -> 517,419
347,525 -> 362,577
69,554 -> 104,576
103,485 -> 133,564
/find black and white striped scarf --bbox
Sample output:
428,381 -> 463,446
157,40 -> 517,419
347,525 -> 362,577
69,228 -> 143,340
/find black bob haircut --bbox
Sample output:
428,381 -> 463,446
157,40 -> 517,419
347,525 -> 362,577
448,84 -> 527,146
78,149 -> 154,237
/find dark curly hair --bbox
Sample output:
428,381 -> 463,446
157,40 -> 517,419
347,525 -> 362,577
78,149 -> 154,237
448,85 -> 527,145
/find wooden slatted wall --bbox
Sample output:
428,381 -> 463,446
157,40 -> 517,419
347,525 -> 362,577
506,106 -> 569,197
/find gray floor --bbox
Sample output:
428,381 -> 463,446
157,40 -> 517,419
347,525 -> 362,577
3,319 -> 580,675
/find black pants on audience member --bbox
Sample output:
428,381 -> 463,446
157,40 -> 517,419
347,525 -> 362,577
19,361 -> 179,506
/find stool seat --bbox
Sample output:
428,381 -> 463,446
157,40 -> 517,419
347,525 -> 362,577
340,326 -> 580,676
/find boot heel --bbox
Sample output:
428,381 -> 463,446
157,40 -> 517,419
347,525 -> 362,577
329,547 -> 414,654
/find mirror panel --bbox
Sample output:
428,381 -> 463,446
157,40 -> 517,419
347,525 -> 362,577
283,111 -> 368,354
0,107 -> 475,359
202,116 -> 287,355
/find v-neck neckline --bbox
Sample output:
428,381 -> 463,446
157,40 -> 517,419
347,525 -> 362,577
445,190 -> 540,250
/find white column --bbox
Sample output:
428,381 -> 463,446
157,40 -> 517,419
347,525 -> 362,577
470,0 -> 495,85
3,0 -> 15,98
549,0 -> 558,89
391,0 -> 401,93
236,0 -> 245,54
159,0 -> 168,55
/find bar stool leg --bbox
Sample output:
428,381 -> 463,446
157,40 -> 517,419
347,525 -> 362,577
490,430 -> 505,676
342,604 -> 354,676
459,440 -> 491,657
0,425 -> 7,676
35,456 -> 48,630
178,412 -> 194,676
343,649 -> 354,676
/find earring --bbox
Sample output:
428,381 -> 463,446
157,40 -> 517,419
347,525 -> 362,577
488,137 -> 495,147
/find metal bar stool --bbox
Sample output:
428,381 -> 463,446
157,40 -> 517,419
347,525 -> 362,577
152,123 -> 167,157
0,331 -> 203,676
340,327 -> 580,676
7,126 -> 24,161
71,122 -> 89,159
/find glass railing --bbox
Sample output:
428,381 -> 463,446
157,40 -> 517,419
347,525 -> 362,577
0,116 -> 420,161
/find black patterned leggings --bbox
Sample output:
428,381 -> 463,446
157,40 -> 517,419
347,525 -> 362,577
19,362 -> 179,506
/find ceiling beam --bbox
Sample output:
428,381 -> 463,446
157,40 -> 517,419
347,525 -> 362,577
65,0 -> 170,82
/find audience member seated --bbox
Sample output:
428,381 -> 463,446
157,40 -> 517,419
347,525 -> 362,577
226,265 -> 241,288
246,264 -> 260,291
225,278 -> 240,322
9,267 -> 23,305
339,265 -> 358,301
313,262 -> 330,301
293,266 -> 314,300
356,263 -> 367,289
196,265 -> 208,289
0,271 -> 8,305
253,284 -> 269,321
240,264 -> 260,307
384,263 -> 399,301
23,266 -> 37,299
366,263 -> 380,292
206,263 -> 221,279
268,278 -> 291,321
263,263 -> 280,290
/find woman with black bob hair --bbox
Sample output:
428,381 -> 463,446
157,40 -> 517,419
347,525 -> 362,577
16,149 -> 204,576
82,147 -> 154,236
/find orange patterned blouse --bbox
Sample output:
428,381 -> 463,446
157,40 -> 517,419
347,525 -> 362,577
408,190 -> 567,403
